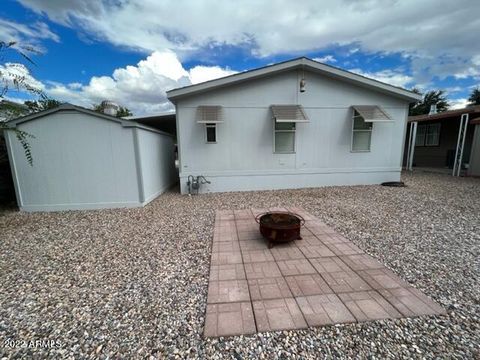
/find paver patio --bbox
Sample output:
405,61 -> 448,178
204,208 -> 446,337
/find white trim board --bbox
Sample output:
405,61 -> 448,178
179,170 -> 401,194
179,166 -> 401,178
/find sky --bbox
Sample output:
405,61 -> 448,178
1,0 -> 479,115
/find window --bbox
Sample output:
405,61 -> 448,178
425,123 -> 441,146
197,106 -> 222,144
274,121 -> 296,153
415,123 -> 440,146
351,110 -> 373,152
205,123 -> 216,143
415,124 -> 427,146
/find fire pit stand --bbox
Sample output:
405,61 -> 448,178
255,211 -> 305,248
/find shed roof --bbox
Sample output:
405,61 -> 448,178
167,57 -> 421,103
5,103 -> 171,136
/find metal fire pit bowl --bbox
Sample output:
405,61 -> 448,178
255,211 -> 305,248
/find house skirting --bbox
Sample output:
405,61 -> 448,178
179,168 -> 401,194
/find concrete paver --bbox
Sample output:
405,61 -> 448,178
204,208 -> 445,337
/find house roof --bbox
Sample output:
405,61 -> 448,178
167,57 -> 422,103
6,103 -> 172,136
408,105 -> 480,123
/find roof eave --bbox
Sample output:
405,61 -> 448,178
167,57 -> 421,103
5,103 -> 169,135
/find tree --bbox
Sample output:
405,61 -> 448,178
116,106 -> 132,117
24,99 -> 61,113
93,102 -> 133,117
0,41 -> 43,165
467,87 -> 480,106
409,89 -> 450,116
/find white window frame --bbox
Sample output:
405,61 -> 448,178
415,123 -> 441,147
273,120 -> 296,154
415,124 -> 427,146
351,110 -> 373,152
205,123 -> 217,144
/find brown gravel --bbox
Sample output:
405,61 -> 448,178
0,172 -> 479,359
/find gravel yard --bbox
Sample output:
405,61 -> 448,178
0,172 -> 479,359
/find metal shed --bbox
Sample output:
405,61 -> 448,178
4,104 -> 177,212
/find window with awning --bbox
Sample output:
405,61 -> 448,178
197,106 -> 222,144
270,105 -> 308,153
271,105 -> 309,123
350,106 -> 394,152
351,105 -> 394,123
196,106 -> 223,123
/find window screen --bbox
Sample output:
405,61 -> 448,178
206,123 -> 216,143
425,123 -> 440,146
352,111 -> 373,151
415,124 -> 426,146
274,122 -> 295,153
415,123 -> 440,146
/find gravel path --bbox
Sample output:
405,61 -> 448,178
0,172 -> 479,359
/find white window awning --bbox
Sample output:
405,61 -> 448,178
197,106 -> 223,123
352,105 -> 394,123
271,105 -> 309,123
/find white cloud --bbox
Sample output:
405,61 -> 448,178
313,55 -> 336,64
0,18 -> 59,51
44,51 -> 236,115
16,0 -> 480,82
188,65 -> 236,84
349,68 -> 414,88
0,62 -> 45,92
450,98 -> 469,109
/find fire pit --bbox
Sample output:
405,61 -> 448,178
255,211 -> 305,248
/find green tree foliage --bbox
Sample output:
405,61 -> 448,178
92,102 -> 133,117
0,41 -> 43,165
116,106 -> 133,117
467,87 -> 480,106
24,99 -> 61,113
409,89 -> 450,116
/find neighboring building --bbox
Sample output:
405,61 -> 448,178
4,104 -> 177,211
167,57 -> 421,194
404,105 -> 480,176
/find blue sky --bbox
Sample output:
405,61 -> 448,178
1,0 -> 479,114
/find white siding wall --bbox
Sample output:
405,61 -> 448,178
6,111 -> 176,211
176,70 -> 410,194
135,127 -> 177,203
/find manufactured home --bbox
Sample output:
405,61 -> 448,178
4,104 -> 177,212
167,57 -> 421,194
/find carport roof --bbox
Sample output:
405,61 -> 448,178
408,105 -> 480,123
127,112 -> 176,135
